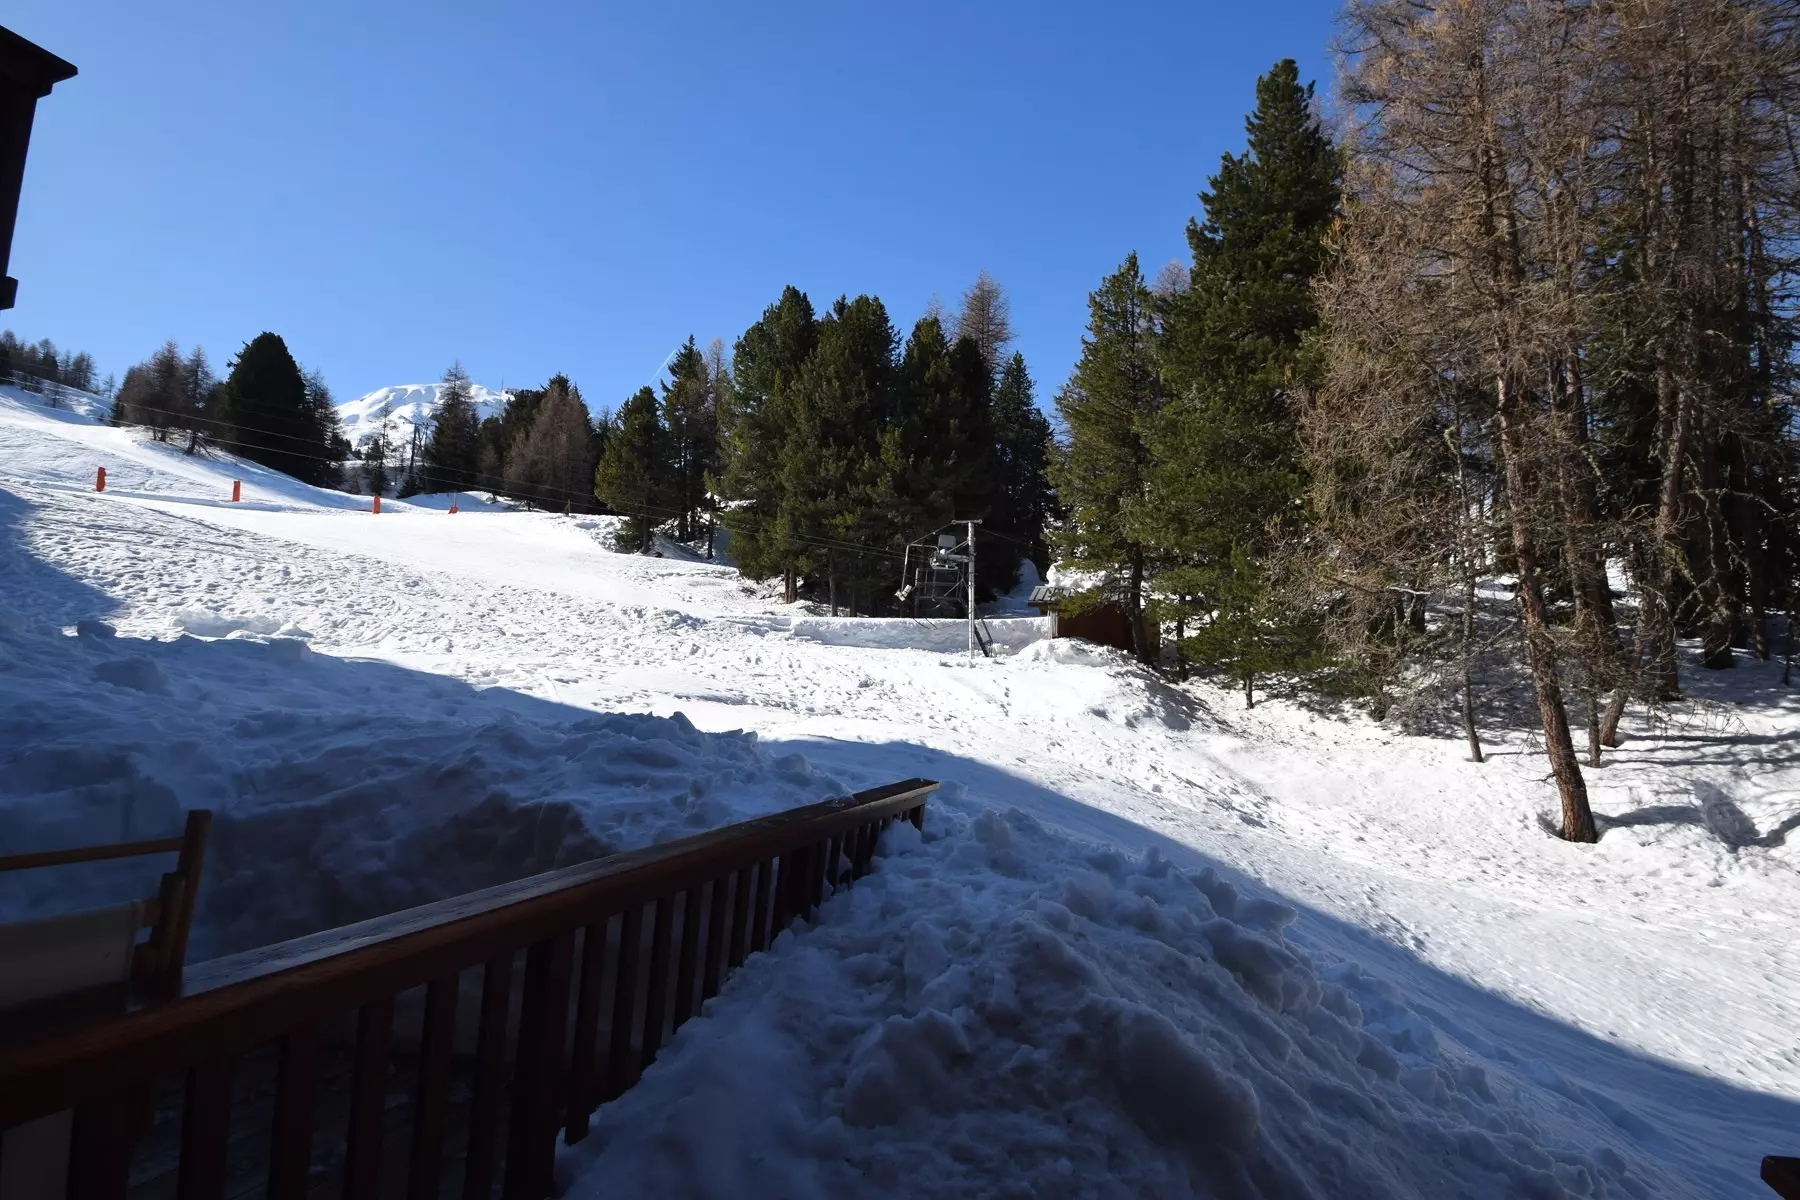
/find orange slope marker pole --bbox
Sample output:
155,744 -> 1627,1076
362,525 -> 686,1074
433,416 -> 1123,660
372,494 -> 381,515
95,466 -> 106,492
448,499 -> 458,514
231,480 -> 241,503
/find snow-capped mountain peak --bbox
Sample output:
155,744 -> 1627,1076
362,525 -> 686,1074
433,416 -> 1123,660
338,382 -> 509,443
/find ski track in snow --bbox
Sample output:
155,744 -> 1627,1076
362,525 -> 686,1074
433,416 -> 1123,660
2,387 -> 1797,1197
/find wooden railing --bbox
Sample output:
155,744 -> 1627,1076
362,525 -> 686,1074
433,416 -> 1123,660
0,778 -> 936,1199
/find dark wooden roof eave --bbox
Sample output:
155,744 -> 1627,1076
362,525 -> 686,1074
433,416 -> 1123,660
0,26 -> 77,97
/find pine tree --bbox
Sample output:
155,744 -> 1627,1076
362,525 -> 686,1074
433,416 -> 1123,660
991,352 -> 1056,576
221,333 -> 323,483
1052,253 -> 1163,662
1148,58 -> 1341,687
594,386 -> 670,551
778,295 -> 897,612
719,286 -> 818,594
178,347 -> 214,454
663,336 -> 719,542
425,361 -> 481,493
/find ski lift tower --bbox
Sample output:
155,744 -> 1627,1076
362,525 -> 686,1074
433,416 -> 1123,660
896,520 -> 982,659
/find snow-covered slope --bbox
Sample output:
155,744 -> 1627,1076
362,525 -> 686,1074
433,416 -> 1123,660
337,381 -> 509,444
1,387 -> 1796,1197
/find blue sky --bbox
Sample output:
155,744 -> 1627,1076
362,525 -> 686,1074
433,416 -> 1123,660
6,1 -> 1339,414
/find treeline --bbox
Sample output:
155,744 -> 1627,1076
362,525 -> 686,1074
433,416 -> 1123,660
0,329 -> 99,394
347,363 -> 608,510
593,275 -> 1055,611
108,333 -> 349,488
1059,7 -> 1800,843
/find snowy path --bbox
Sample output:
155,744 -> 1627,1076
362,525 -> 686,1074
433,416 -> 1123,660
3,390 -> 1796,1196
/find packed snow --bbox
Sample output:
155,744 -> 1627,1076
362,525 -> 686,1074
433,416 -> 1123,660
1,384 -> 1795,1197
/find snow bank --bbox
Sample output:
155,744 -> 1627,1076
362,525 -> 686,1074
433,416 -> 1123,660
789,615 -> 1053,656
0,616 -> 843,961
562,790 -> 1649,1199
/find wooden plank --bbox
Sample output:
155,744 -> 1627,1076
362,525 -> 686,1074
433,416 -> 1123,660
463,953 -> 514,1200
0,834 -> 185,873
672,887 -> 703,1028
751,856 -> 776,952
267,1024 -> 320,1200
638,896 -> 676,1065
343,996 -> 395,1200
701,873 -> 732,1001
67,1090 -> 135,1200
177,1054 -> 235,1200
769,851 -> 797,937
408,974 -> 460,1200
505,932 -> 574,1200
809,839 -> 830,913
565,920 -> 609,1143
603,905 -> 644,1100
0,780 -> 938,1128
728,865 -> 754,968
1765,1157 -> 1800,1200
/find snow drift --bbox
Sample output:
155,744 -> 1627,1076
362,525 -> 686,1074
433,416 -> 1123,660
0,615 -> 842,961
562,791 -> 1651,1199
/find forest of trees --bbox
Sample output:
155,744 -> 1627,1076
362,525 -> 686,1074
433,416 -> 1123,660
1056,5 -> 1800,844
0,329 -> 98,396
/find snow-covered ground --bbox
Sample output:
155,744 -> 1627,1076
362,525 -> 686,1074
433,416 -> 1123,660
2,385 -> 1796,1197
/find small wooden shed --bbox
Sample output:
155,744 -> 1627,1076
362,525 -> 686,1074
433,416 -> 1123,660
0,26 -> 77,311
1028,584 -> 1156,656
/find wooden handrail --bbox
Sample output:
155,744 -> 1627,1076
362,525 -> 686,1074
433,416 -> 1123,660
0,779 -> 936,1140
0,833 -> 187,873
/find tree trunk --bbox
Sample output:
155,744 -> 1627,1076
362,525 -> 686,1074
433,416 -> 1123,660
1462,574 -> 1484,764
1244,671 -> 1255,710
1497,380 -> 1597,843
1126,548 -> 1150,664
828,553 -> 839,617
783,567 -> 797,605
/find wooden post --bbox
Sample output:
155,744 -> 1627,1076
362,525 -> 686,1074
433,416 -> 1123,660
94,465 -> 105,492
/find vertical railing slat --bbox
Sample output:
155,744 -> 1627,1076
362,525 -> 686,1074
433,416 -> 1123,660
673,886 -> 704,1029
808,838 -> 830,913
267,1024 -> 320,1200
749,857 -> 774,954
770,850 -> 797,938
505,931 -> 575,1200
701,871 -> 732,1001
408,973 -> 460,1200
463,952 -> 515,1200
177,1054 -> 235,1200
729,864 -> 754,967
565,919 -> 610,1143
343,996 -> 396,1200
639,896 -> 676,1065
67,1090 -> 135,1200
603,905 -> 645,1101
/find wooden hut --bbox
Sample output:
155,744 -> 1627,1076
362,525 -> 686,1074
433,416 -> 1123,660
1027,584 -> 1157,657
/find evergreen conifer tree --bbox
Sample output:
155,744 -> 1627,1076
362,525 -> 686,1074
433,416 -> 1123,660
1051,253 -> 1162,662
991,352 -> 1056,575
1148,58 -> 1340,686
221,332 -> 323,482
425,361 -> 481,493
663,336 -> 719,542
594,385 -> 670,550
719,286 -> 817,594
